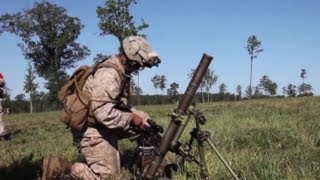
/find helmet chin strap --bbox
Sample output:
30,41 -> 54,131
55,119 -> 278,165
122,57 -> 142,74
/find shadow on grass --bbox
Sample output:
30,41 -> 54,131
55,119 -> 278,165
0,154 -> 41,180
120,149 -> 136,178
120,149 -> 178,179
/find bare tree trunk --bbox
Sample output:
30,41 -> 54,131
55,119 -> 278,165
249,57 -> 253,99
161,90 -> 164,104
155,89 -> 158,104
29,99 -> 33,113
201,89 -> 204,103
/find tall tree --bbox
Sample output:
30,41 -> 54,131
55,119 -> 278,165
236,85 -> 242,101
246,35 -> 263,99
218,83 -> 227,101
14,94 -> 28,113
245,86 -> 251,98
23,62 -> 38,113
219,83 -> 227,94
259,75 -> 277,96
298,83 -> 313,97
158,75 -> 167,104
282,86 -> 287,96
300,69 -> 307,84
253,85 -> 263,98
150,74 -> 166,104
203,68 -> 218,102
97,0 -> 148,43
167,82 -> 179,103
151,75 -> 160,94
298,68 -> 313,96
0,2 -> 90,104
285,84 -> 297,97
151,75 -> 161,104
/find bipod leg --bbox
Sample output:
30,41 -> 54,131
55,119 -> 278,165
196,133 -> 209,179
205,138 -> 239,180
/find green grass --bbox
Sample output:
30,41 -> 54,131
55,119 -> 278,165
1,97 -> 320,179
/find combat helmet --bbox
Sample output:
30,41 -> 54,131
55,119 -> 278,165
122,36 -> 161,68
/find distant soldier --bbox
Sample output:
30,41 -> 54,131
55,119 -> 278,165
0,72 -> 9,140
42,36 -> 161,179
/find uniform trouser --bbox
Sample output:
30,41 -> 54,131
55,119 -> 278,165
0,105 -> 5,136
70,135 -> 121,180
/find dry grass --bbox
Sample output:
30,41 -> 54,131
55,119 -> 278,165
1,97 -> 319,179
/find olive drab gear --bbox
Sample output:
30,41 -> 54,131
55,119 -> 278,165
58,61 -> 128,131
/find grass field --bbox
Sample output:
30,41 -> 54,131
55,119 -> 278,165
0,97 -> 319,179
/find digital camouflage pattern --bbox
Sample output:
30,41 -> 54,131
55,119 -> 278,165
71,56 -> 134,179
0,73 -> 6,137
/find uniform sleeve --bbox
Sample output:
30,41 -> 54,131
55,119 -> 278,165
89,68 -> 132,129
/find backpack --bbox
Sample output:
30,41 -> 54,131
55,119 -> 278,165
58,61 -> 123,131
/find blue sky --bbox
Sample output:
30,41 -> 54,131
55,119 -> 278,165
0,0 -> 319,98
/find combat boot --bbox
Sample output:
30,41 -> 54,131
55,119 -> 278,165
42,156 -> 73,180
0,131 -> 11,141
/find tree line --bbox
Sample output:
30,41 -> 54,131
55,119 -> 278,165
1,66 -> 314,113
0,1 -> 314,113
129,67 -> 313,106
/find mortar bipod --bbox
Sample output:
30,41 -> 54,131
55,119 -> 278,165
180,104 -> 240,180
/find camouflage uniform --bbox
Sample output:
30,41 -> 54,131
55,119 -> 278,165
44,35 -> 160,179
0,73 -> 6,137
70,56 -> 137,179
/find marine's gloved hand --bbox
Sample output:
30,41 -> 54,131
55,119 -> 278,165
131,108 -> 150,127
